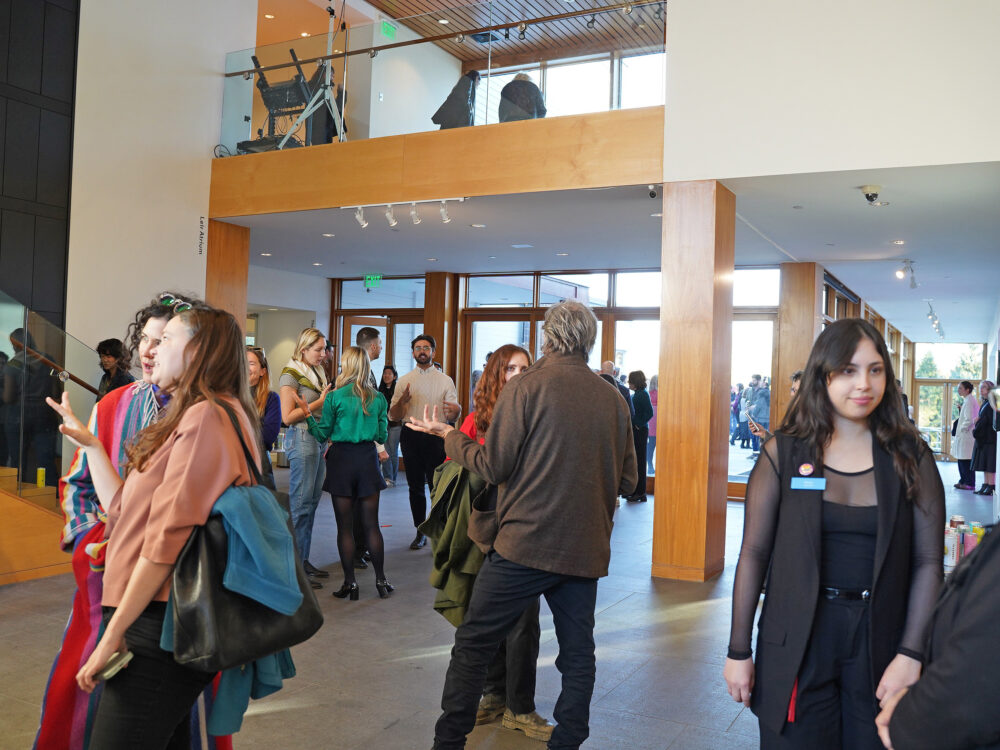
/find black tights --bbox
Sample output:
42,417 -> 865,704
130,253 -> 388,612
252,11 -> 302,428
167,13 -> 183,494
332,494 -> 385,583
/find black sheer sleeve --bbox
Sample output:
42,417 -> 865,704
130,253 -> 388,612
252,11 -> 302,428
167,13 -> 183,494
728,436 -> 782,659
897,445 -> 946,659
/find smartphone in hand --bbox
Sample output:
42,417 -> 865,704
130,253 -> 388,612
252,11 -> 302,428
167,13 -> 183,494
96,650 -> 133,682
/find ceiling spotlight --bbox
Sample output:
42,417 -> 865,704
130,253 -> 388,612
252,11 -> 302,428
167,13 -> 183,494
623,3 -> 634,14
312,262 -> 322,266
440,201 -> 451,223
410,204 -> 422,225
470,223 -> 486,228
369,48 -> 378,58
355,207 -> 368,228
300,32 -> 310,37
438,18 -> 450,24
322,233 -> 335,238
455,33 -> 465,43
895,267 -> 906,279
264,14 -> 275,19
260,252 -> 272,257
586,14 -> 596,28
653,3 -> 663,20
384,205 -> 398,227
892,239 -> 905,245
517,22 -> 527,40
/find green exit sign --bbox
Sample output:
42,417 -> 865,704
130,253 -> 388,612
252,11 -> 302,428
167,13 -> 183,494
380,20 -> 397,40
364,274 -> 383,288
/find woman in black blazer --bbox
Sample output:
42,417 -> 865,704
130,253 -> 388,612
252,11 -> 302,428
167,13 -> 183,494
724,319 -> 945,749
876,526 -> 1000,749
970,381 -> 996,495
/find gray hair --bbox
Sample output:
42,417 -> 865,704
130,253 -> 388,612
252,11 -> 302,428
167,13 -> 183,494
541,300 -> 597,357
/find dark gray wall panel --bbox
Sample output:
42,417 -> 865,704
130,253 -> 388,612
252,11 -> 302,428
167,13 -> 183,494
41,3 -> 74,102
8,0 -> 43,93
3,100 -> 40,200
31,216 -> 65,314
0,209 -> 34,303
36,110 -> 69,207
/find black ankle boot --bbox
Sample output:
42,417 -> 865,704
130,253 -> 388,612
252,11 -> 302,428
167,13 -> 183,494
975,484 -> 990,495
375,579 -> 394,598
333,582 -> 359,600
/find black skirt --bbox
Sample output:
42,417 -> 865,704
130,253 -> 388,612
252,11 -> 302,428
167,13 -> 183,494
323,441 -> 387,497
971,439 -> 997,473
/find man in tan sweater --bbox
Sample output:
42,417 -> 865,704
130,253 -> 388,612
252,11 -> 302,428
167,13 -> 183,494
409,300 -> 636,749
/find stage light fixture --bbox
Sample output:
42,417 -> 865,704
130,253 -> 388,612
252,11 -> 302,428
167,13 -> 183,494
384,205 -> 398,227
410,203 -> 422,225
355,207 -> 368,228
440,201 -> 451,223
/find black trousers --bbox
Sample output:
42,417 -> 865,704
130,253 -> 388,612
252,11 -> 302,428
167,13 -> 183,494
89,604 -> 214,750
759,597 -> 881,750
483,598 -> 542,714
400,428 -> 447,528
957,458 -> 974,487
434,552 -> 597,750
630,425 -> 648,498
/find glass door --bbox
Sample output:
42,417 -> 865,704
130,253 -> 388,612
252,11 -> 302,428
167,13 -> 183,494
916,383 -> 947,454
729,318 -> 777,489
464,316 -> 534,409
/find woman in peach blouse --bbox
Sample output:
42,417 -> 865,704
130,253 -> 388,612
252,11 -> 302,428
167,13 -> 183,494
47,306 -> 261,750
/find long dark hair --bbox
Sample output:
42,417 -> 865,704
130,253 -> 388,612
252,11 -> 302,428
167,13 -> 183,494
127,308 -> 259,472
779,318 -> 924,503
473,344 -> 532,436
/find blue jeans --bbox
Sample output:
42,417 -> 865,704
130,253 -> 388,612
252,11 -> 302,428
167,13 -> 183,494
434,552 -> 598,750
646,436 -> 656,475
285,426 -> 326,562
381,424 -> 401,481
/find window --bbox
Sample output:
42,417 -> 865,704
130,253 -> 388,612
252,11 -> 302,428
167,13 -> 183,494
914,343 -> 984,380
341,278 -> 425,309
615,271 -> 661,307
539,273 -> 609,306
468,276 -> 535,307
733,269 -> 780,307
545,59 -> 611,118
620,53 -> 665,109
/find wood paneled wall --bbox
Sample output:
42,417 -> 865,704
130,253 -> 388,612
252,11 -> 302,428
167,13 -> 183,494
205,220 -> 250,327
209,107 -> 664,218
423,272 -> 459,378
652,180 -> 734,582
775,262 -> 824,420
0,488 -> 71,585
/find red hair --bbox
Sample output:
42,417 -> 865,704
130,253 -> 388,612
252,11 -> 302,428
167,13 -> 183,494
473,344 -> 532,436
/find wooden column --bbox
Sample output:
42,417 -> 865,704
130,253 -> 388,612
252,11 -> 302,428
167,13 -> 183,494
775,262 -> 824,420
652,180 -> 734,582
423,271 -> 459,378
205,219 -> 250,327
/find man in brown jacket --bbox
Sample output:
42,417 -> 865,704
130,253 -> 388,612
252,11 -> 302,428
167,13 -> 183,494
409,300 -> 637,749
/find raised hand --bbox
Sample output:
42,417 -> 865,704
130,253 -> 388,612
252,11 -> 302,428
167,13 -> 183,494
406,405 -> 454,438
46,392 -> 98,449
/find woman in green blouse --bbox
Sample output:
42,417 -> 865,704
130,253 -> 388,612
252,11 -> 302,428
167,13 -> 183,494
295,346 -> 391,600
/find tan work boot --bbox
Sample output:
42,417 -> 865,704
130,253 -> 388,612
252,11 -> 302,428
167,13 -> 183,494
501,708 -> 555,741
475,694 -> 506,725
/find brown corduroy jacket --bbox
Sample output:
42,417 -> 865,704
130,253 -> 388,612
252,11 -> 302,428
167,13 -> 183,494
444,352 -> 636,579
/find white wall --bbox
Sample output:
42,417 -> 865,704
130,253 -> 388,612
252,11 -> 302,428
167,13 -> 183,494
254,310 -> 318,391
65,0 -> 258,348
663,0 -> 1000,182
247,265 -> 332,337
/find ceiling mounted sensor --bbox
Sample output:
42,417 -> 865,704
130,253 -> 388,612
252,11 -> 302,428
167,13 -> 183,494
471,31 -> 502,44
410,203 -> 422,225
860,184 -> 889,207
355,206 -> 368,228
384,205 -> 398,227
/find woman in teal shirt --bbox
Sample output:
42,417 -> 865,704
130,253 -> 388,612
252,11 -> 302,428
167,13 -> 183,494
295,346 -> 391,600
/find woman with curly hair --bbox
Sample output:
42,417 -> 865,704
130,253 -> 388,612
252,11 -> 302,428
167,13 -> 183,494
459,345 -> 554,743
724,318 -> 944,749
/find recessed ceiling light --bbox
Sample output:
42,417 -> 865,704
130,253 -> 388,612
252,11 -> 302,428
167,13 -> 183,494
470,223 -> 486,228
426,257 -> 438,261
556,252 -> 569,256
300,32 -> 310,37
438,18 -> 450,24
322,233 -> 335,238
825,242 -> 835,246
892,239 -> 905,245
267,308 -> 278,311
264,13 -> 275,19
488,255 -> 497,259
792,205 -> 804,209
650,212 -> 662,218
312,262 -> 322,266
511,243 -> 533,249
260,252 -> 272,256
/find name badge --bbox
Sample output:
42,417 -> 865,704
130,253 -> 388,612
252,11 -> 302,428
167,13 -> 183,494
790,477 -> 826,491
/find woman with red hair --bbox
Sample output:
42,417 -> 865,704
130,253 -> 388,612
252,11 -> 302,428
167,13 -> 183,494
461,345 -> 555,743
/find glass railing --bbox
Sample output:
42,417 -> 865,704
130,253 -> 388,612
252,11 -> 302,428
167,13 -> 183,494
0,288 -> 100,512
219,0 -> 665,155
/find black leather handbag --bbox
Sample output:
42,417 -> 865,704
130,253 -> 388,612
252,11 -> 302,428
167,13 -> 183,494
169,402 -> 323,672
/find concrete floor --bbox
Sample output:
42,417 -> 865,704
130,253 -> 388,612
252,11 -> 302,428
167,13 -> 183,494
1,461 -> 993,749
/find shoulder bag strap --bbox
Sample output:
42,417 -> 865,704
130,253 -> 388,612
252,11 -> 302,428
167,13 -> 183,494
216,400 -> 264,486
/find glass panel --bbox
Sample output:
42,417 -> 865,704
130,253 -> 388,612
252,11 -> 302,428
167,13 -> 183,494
392,321 -> 424,380
917,384 -> 945,453
0,290 -> 27,486
539,273 -> 609,306
914,343 -> 984,380
614,319 -> 659,471
470,319 -> 532,403
615,271 -> 661,307
346,319 -> 387,364
468,276 -> 535,307
535,319 -> 602,371
341,278 -> 425,309
733,269 -> 781,307
544,58 -> 612,118
729,320 -> 774,482
620,52 -> 665,109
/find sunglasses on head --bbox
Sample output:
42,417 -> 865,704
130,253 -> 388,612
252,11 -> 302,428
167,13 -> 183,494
158,293 -> 194,313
